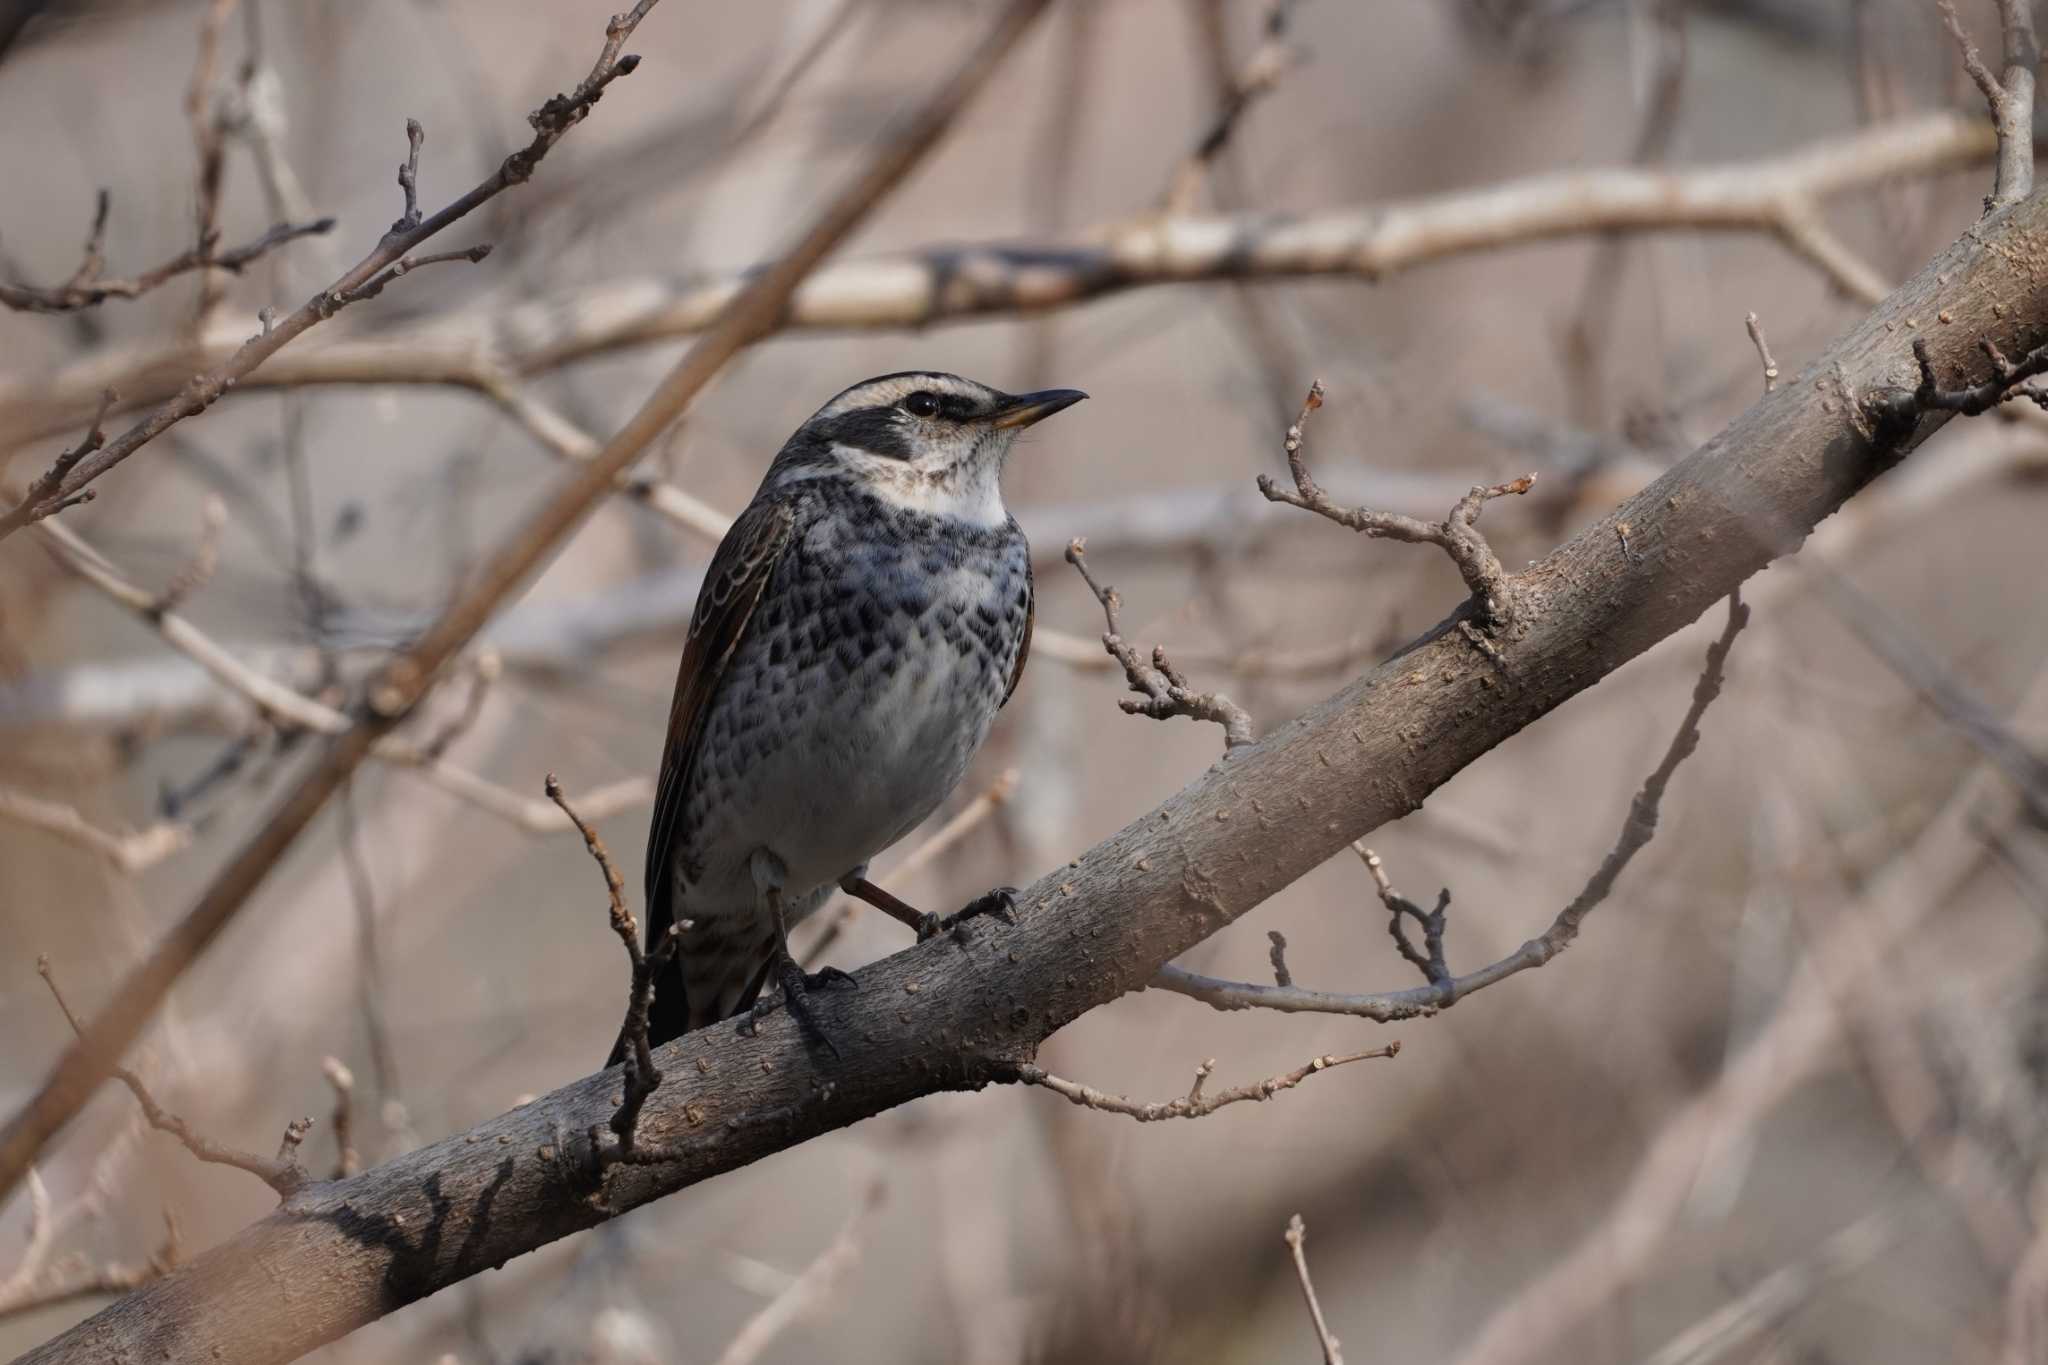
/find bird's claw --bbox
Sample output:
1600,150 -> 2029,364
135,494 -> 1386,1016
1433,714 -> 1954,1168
923,886 -> 1020,942
739,957 -> 851,1058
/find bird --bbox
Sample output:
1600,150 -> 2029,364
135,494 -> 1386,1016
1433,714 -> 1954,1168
607,370 -> 1087,1065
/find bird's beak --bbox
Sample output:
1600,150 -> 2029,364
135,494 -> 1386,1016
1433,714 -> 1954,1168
989,388 -> 1088,430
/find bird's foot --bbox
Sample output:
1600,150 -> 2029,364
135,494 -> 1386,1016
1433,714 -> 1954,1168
917,885 -> 1020,942
741,956 -> 855,1058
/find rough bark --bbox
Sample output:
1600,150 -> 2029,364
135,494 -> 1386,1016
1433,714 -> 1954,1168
20,184 -> 2048,1365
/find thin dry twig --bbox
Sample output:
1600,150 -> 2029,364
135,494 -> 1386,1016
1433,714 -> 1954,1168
321,1057 -> 358,1180
1155,591 -> 1749,1019
1066,539 -> 1255,748
0,192 -> 334,314
35,513 -> 646,832
548,775 -> 678,1166
1258,381 -> 1536,623
36,957 -> 310,1199
1746,311 -> 1781,394
1360,843 -> 1451,987
1938,0 -> 2038,209
0,787 -> 191,873
1284,1215 -> 1345,1365
0,1176 -> 180,1324
1015,1044 -> 1398,1122
0,2 -> 655,539
711,1180 -> 887,1365
1910,333 -> 2048,416
1158,0 -> 1308,212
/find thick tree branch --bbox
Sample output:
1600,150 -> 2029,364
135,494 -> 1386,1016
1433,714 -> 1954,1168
0,110 -> 1998,451
24,137 -> 2048,1365
0,0 -> 1055,1218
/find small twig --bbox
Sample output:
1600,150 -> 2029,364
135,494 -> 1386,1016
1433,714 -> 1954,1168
712,1180 -> 887,1365
37,514 -> 651,832
1158,0 -> 1308,212
0,198 -> 335,314
321,1057 -> 359,1179
393,119 -> 425,233
1258,380 -> 1535,624
332,243 -> 493,307
36,956 -> 309,1198
1154,592 -> 1748,1019
0,0 -> 651,539
1745,311 -> 1781,394
1267,930 -> 1293,987
1358,843 -> 1450,986
149,496 -> 226,618
416,649 -> 502,761
1016,1044 -> 1398,1122
1284,1214 -> 1345,1365
1187,1058 -> 1216,1105
0,1189 -> 180,1323
0,787 -> 191,873
547,775 -> 676,1162
13,391 -> 116,528
1066,539 -> 1255,749
1938,0 -> 2037,210
1910,334 -> 2048,416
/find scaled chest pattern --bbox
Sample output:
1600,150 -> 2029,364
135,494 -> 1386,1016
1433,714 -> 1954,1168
676,487 -> 1030,900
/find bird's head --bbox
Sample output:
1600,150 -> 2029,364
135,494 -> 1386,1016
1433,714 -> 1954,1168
769,371 -> 1086,526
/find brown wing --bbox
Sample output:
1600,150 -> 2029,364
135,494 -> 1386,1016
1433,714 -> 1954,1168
615,495 -> 797,1063
1002,552 -> 1032,707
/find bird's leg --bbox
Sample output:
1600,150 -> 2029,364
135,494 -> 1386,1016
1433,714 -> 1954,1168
840,873 -> 1018,942
744,850 -> 853,1056
840,874 -> 942,939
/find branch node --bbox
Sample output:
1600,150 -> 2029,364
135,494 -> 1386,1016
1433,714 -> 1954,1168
1262,381 -> 1533,624
1066,538 -> 1256,751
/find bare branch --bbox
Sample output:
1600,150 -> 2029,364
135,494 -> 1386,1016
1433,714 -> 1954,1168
1939,0 -> 2037,208
0,1 -> 656,538
548,774 -> 681,1168
0,1180 -> 179,1324
321,1058 -> 359,1180
0,196 -> 335,314
1065,538 -> 1255,748
35,957 -> 310,1199
1745,311 -> 1781,394
1284,1215 -> 1345,1365
35,514 -> 645,834
1016,1045 -> 1398,1122
1158,0 -> 1307,212
22,178 -> 2048,1364
1259,380 -> 1535,622
0,787 -> 191,873
0,111 -> 1998,449
1155,591 -> 1749,1019
712,1181 -> 886,1365
1912,333 -> 2048,415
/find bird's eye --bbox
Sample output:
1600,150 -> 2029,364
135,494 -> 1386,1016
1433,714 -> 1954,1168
903,391 -> 942,418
